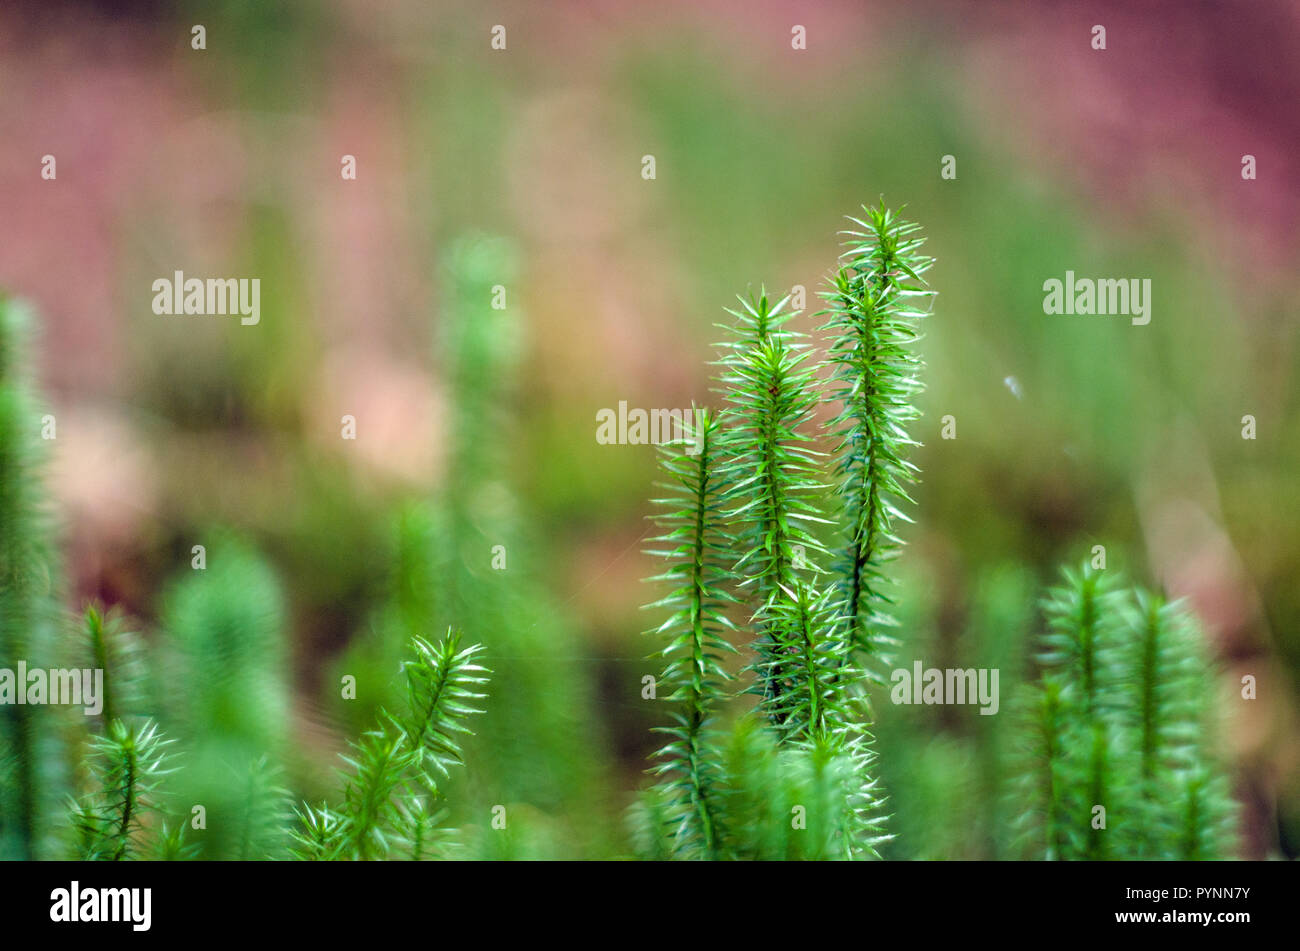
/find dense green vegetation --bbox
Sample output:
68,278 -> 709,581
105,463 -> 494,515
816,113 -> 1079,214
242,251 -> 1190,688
0,204 -> 1239,859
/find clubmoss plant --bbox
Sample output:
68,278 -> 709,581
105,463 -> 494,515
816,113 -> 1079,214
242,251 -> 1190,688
2,207 -> 1248,863
715,290 -> 829,726
643,407 -> 735,858
292,630 -> 488,860
823,202 -> 933,679
232,755 -> 293,861
69,718 -> 177,861
338,237 -> 612,856
82,605 -> 147,728
0,296 -> 64,860
638,205 -> 928,860
1122,589 -> 1237,859
713,716 -> 882,860
65,603 -> 192,860
1012,563 -> 1237,860
159,536 -> 291,859
1038,563 -> 1129,859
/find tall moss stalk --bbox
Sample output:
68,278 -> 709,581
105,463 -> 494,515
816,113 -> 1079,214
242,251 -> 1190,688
1013,563 -> 1237,860
644,409 -> 734,857
823,202 -> 933,678
0,297 -> 63,860
715,291 -> 828,726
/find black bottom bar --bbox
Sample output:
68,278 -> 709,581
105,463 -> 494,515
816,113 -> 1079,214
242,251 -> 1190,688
2,860 -> 1278,939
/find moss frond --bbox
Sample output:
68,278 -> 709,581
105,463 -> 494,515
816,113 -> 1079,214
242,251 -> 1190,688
643,408 -> 736,858
0,296 -> 63,860
715,291 -> 829,726
70,718 -> 177,861
297,628 -> 489,860
822,202 -> 933,677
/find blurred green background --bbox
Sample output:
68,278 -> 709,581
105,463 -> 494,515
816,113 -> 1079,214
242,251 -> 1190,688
0,0 -> 1296,857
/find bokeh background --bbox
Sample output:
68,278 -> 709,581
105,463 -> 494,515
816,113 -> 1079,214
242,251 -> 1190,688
1,0 -> 1296,858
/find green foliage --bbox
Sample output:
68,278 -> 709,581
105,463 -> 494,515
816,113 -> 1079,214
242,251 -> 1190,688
632,718 -> 884,861
715,290 -> 829,725
293,630 -> 488,860
336,237 -> 612,856
764,581 -> 857,742
875,564 -> 1038,860
1014,675 -> 1072,860
3,200 -> 1248,864
64,602 -> 191,860
332,717 -> 416,861
159,536 -> 291,859
643,408 -> 735,858
286,801 -> 342,861
69,718 -> 176,861
400,634 -> 490,794
0,296 -> 64,860
638,208 -> 928,861
712,718 -> 885,860
231,755 -> 292,860
434,240 -> 610,847
153,818 -> 199,860
1121,590 -> 1237,859
639,409 -> 887,859
1036,563 -> 1129,859
1170,765 -> 1237,861
823,202 -> 933,678
1039,563 -> 1128,716
162,537 -> 289,750
81,605 -> 147,728
716,291 -> 827,597
1012,563 -> 1238,860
